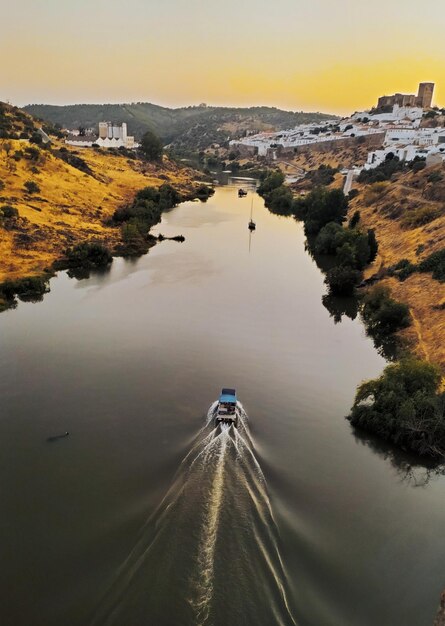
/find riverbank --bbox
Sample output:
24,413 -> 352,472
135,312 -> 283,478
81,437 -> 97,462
272,150 -> 445,373
0,138 -> 200,285
346,166 -> 445,372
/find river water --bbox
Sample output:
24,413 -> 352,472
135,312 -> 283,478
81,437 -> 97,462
1,181 -> 444,626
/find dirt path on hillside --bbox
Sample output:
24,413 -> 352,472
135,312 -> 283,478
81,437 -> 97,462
410,309 -> 430,362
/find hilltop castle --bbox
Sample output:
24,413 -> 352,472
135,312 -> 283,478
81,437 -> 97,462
377,82 -> 434,110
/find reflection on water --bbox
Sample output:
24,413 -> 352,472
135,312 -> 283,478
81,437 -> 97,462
322,293 -> 359,323
352,427 -> 445,488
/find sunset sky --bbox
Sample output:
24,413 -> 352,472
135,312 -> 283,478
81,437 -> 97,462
2,0 -> 443,114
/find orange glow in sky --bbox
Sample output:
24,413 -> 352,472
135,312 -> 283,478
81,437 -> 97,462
2,0 -> 444,114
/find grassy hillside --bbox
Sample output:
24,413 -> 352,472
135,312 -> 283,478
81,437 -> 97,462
24,102 -> 337,148
272,139 -> 445,371
0,103 -> 199,291
0,139 -> 196,283
348,164 -> 445,369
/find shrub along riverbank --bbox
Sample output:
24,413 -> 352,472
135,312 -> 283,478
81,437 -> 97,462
260,171 -> 445,461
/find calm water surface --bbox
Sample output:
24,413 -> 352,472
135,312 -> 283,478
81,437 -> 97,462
1,182 -> 444,625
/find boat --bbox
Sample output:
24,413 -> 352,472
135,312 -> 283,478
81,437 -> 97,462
238,188 -> 248,197
248,196 -> 256,231
215,388 -> 238,427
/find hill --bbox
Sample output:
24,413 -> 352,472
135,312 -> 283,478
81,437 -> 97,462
0,103 -> 198,292
23,102 -> 337,149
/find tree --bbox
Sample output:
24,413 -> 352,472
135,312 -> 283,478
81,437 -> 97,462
367,229 -> 378,263
24,181 -> 40,194
348,359 -> 445,459
325,266 -> 361,296
349,210 -> 360,228
140,130 -> 163,161
30,132 -> 42,145
257,170 -> 285,196
362,285 -> 410,335
303,188 -> 349,234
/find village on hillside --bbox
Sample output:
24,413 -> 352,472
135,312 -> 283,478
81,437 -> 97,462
230,82 -> 445,186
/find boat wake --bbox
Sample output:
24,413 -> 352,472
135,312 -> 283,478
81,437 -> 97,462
91,403 -> 297,626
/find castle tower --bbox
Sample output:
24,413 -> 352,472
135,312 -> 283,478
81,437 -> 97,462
417,82 -> 434,108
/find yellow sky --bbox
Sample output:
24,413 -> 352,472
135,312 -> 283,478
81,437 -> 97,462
2,0 -> 444,114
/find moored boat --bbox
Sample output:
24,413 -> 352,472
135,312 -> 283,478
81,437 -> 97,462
215,388 -> 238,427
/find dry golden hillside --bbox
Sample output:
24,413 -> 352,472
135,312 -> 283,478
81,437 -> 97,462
0,140 -> 197,282
349,164 -> 445,369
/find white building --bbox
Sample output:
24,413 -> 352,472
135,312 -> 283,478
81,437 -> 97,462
66,122 -> 138,149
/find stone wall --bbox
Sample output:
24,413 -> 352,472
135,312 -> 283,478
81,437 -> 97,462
269,133 -> 385,159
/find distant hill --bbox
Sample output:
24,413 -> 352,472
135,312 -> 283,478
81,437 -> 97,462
0,101 -> 61,140
24,103 -> 338,149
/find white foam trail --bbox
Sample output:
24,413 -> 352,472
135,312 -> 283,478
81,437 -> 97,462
91,402 -> 298,626
192,426 -> 229,624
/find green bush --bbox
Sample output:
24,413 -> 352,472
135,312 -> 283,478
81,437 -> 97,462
325,265 -> 362,296
112,183 -> 184,254
0,275 -> 50,304
63,242 -> 113,270
29,132 -> 42,145
194,184 -> 214,202
428,171 -> 443,183
257,170 -> 285,196
314,222 -> 374,270
357,157 -> 404,184
348,359 -> 445,459
362,285 -> 411,335
24,180 -> 40,194
314,222 -> 344,255
264,185 -> 294,215
418,248 -> 445,281
0,205 -> 19,219
402,206 -> 441,228
349,210 -> 361,228
388,258 -> 417,281
298,187 -> 349,234
348,189 -> 359,200
410,159 -> 426,172
304,164 -> 338,187
367,228 -> 378,263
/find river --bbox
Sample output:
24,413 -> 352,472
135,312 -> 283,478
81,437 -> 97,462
1,181 -> 444,626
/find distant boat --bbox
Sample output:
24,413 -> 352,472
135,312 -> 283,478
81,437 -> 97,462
248,196 -> 256,231
47,431 -> 69,442
238,188 -> 248,197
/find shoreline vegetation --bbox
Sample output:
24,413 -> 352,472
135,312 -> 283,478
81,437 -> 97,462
259,170 -> 445,460
0,182 -> 214,313
0,101 -> 215,313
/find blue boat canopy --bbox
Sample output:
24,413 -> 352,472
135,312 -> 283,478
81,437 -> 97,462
220,388 -> 237,404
